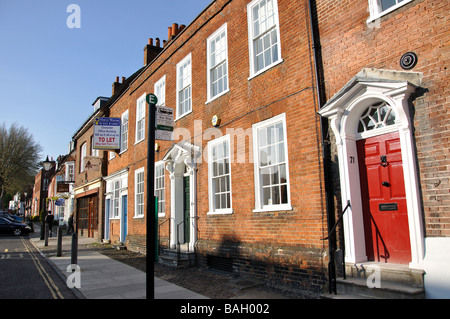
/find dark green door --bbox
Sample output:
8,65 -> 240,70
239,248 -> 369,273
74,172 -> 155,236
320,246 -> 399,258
183,176 -> 190,243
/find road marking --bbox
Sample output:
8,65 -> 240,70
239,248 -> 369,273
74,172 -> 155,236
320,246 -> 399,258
21,237 -> 64,299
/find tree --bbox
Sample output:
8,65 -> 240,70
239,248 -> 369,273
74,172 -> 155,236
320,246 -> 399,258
0,123 -> 42,210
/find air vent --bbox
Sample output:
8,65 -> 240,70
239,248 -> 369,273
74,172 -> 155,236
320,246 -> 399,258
207,255 -> 233,273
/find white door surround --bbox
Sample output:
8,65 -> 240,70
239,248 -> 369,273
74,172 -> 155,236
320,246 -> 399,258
163,142 -> 201,251
319,68 -> 425,269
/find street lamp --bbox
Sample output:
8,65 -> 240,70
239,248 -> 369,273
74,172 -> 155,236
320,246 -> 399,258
42,156 -> 52,171
40,156 -> 52,240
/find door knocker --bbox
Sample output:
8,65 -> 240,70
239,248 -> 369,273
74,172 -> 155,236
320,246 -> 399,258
380,155 -> 389,167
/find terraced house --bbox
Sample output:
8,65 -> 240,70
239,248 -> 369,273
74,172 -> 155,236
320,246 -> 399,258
55,0 -> 448,297
98,0 -> 329,294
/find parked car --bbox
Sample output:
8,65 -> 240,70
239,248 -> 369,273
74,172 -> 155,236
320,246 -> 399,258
0,217 -> 31,236
0,212 -> 23,223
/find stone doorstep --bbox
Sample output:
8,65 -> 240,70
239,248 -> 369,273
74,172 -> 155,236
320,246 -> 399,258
325,262 -> 426,299
345,262 -> 424,286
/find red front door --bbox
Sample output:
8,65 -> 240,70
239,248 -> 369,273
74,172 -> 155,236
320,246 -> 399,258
357,132 -> 411,264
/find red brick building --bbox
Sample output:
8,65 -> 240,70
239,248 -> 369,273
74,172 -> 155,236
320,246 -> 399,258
102,0 -> 330,294
316,0 -> 449,297
60,0 -> 448,297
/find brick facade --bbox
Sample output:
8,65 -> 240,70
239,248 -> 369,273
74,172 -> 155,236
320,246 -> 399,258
316,0 -> 449,239
101,0 -> 330,294
55,0 -> 448,296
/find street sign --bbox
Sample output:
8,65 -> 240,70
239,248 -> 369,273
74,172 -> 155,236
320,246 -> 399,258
155,106 -> 174,141
146,93 -> 158,105
93,117 -> 121,150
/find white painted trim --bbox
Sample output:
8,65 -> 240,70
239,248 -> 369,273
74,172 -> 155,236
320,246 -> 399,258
366,0 -> 413,24
247,0 -> 283,79
135,93 -> 146,144
207,134 -> 233,215
175,53 -> 192,120
206,23 -> 229,103
252,113 -> 292,212
319,78 -> 424,267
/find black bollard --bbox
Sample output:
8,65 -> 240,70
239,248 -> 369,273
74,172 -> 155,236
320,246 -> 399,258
44,223 -> 49,247
56,227 -> 62,257
71,232 -> 78,266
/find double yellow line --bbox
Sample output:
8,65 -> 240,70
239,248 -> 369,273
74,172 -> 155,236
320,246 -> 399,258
21,237 -> 64,299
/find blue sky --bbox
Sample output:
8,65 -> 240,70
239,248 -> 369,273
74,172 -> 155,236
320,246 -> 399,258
0,0 -> 212,161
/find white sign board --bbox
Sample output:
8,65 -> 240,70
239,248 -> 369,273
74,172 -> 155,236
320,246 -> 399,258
93,117 -> 121,150
155,106 -> 174,141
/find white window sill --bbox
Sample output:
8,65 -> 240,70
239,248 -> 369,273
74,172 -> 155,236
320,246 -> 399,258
158,213 -> 166,218
133,215 -> 145,219
248,59 -> 284,81
205,88 -> 230,105
207,209 -> 234,216
366,0 -> 413,24
253,204 -> 292,213
175,109 -> 192,122
134,138 -> 145,146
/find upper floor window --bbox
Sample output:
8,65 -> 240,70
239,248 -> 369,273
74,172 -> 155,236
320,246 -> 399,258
65,162 -> 75,182
121,110 -> 129,152
91,136 -> 99,157
155,76 -> 166,106
136,93 -> 146,143
80,142 -> 86,172
176,54 -> 192,119
207,24 -> 229,102
247,0 -> 282,78
367,0 -> 412,22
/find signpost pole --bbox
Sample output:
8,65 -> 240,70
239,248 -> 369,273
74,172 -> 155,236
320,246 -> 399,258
146,93 -> 157,300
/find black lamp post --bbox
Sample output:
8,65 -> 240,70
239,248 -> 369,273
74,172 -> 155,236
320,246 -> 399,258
40,156 -> 52,240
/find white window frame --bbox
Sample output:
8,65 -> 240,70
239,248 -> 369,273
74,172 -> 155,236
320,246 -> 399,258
80,142 -> 86,172
206,23 -> 229,103
207,134 -> 233,215
134,167 -> 145,218
90,136 -> 99,157
135,93 -> 146,144
176,53 -> 192,120
111,179 -> 121,219
154,76 -> 166,107
247,0 -> 283,79
120,110 -> 129,153
367,0 -> 413,23
155,161 -> 165,217
252,113 -> 291,212
65,162 -> 74,182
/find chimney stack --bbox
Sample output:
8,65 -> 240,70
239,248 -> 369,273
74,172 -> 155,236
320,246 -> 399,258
112,76 -> 123,95
144,37 -> 163,66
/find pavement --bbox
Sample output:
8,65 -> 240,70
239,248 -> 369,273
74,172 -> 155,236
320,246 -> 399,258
29,223 -> 208,299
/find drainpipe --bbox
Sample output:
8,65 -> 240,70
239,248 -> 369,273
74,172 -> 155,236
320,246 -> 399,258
307,0 -> 337,294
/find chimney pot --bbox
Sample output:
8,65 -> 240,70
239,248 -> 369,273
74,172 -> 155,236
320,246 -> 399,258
168,26 -> 173,39
148,38 -> 153,46
115,76 -> 119,83
155,38 -> 160,47
122,76 -> 126,83
172,23 -> 179,36
179,25 -> 186,32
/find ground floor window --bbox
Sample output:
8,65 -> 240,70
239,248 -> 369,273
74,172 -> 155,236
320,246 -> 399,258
135,168 -> 145,218
252,113 -> 291,212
